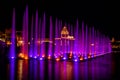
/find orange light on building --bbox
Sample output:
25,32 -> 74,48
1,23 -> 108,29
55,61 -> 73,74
6,41 -> 12,45
48,56 -> 51,59
19,53 -> 24,58
80,57 -> 83,61
17,40 -> 24,46
88,53 -> 91,58
19,40 -> 23,44
56,58 -> 60,61
24,56 -> 28,59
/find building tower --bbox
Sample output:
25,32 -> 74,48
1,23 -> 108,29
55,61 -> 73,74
60,26 -> 69,58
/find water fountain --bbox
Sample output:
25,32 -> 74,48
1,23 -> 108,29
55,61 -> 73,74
9,8 -> 16,59
9,5 -> 112,62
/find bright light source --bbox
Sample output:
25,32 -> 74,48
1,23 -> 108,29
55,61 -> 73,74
80,57 -> 83,61
11,57 -> 14,59
40,58 -> 43,60
74,59 -> 78,62
29,55 -> 32,57
88,55 -> 91,58
84,56 -> 87,60
91,43 -> 94,46
34,56 -> 37,59
48,56 -> 51,59
19,53 -> 24,58
91,55 -> 94,58
6,41 -> 12,45
55,56 -> 58,58
56,58 -> 60,61
42,54 -> 45,58
63,57 -> 66,60
25,57 -> 28,59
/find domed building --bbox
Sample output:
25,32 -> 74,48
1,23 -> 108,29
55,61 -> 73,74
55,26 -> 75,57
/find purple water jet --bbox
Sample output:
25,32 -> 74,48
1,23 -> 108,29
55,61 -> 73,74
9,8 -> 16,58
29,15 -> 34,58
48,16 -> 53,58
21,5 -> 29,59
34,10 -> 38,58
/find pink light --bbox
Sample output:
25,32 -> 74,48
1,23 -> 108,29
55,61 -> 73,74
42,54 -> 45,58
84,56 -> 87,60
88,55 -> 91,58
34,56 -> 37,59
74,59 -> 78,62
91,43 -> 94,46
63,57 -> 66,60
11,57 -> 14,59
40,58 -> 43,60
55,56 -> 58,58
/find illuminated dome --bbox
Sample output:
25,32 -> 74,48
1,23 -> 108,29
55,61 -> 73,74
61,26 -> 69,35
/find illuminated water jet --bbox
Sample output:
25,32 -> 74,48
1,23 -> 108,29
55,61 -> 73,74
8,5 -> 112,62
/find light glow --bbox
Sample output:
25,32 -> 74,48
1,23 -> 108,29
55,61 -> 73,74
56,58 -> 60,61
80,57 -> 83,61
25,56 -> 28,59
40,58 -> 43,60
11,57 -> 14,59
63,57 -> 66,60
48,56 -> 51,59
34,56 -> 37,59
74,59 -> 78,62
42,54 -> 45,58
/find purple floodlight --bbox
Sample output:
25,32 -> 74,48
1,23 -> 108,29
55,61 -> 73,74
63,57 -> 66,60
34,56 -> 37,59
40,58 -> 43,60
48,16 -> 53,56
74,59 -> 78,62
34,10 -> 38,57
11,57 -> 14,59
29,15 -> 34,58
9,8 -> 16,58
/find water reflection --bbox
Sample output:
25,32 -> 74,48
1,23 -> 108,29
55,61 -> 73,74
48,61 -> 52,80
9,59 -> 15,80
54,62 -> 60,80
66,62 -> 72,80
39,61 -> 45,80
17,60 -> 28,80
28,60 -> 33,80
34,60 -> 38,80
2,54 -> 115,80
17,60 -> 23,80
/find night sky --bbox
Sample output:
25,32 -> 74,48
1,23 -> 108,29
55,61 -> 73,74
0,0 -> 119,39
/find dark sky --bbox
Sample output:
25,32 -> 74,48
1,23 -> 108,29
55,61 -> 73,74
0,0 -> 119,39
